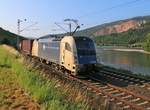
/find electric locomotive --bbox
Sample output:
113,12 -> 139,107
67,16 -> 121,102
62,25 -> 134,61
37,35 -> 97,75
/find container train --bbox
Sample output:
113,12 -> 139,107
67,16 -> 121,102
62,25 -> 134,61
20,35 -> 97,75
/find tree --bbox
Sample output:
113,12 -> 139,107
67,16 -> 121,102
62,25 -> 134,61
144,33 -> 150,51
1,38 -> 10,45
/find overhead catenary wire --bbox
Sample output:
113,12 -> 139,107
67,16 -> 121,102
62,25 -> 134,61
54,22 -> 69,33
20,22 -> 38,32
78,0 -> 144,19
53,0 -> 145,34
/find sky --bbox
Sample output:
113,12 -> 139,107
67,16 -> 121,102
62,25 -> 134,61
0,0 -> 150,38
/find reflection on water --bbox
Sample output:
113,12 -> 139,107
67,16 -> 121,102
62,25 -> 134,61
97,48 -> 150,75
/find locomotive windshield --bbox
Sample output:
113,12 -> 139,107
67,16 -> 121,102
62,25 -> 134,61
74,37 -> 96,56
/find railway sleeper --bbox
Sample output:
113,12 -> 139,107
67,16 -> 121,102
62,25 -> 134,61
147,107 -> 150,110
116,102 -> 123,106
110,98 -> 115,102
123,105 -> 130,109
121,95 -> 132,99
137,101 -> 149,106
103,73 -> 134,84
94,84 -> 102,87
129,82 -> 135,85
140,80 -> 146,83
93,82 -> 101,85
104,74 -> 117,79
108,90 -> 119,94
103,88 -> 114,92
102,71 -> 131,80
140,85 -> 146,88
114,92 -> 125,97
99,86 -> 108,89
136,102 -> 150,109
130,98 -> 141,102
148,87 -> 150,90
101,69 -> 149,83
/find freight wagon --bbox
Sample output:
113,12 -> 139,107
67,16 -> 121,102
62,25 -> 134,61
20,39 -> 34,55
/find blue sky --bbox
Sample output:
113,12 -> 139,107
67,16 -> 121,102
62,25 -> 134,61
0,0 -> 150,38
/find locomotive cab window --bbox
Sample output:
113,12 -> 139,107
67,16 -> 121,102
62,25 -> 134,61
74,37 -> 96,56
65,43 -> 71,52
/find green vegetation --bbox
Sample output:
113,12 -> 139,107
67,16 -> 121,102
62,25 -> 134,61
0,46 -> 89,110
76,15 -> 150,37
143,33 -> 150,51
94,21 -> 150,48
0,67 -> 40,110
76,15 -> 150,52
0,28 -> 23,48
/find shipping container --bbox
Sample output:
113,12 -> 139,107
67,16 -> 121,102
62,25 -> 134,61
21,39 -> 33,55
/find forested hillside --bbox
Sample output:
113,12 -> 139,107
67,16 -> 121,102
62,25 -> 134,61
143,33 -> 150,51
0,27 -> 23,48
94,21 -> 150,47
77,15 -> 150,36
76,15 -> 150,51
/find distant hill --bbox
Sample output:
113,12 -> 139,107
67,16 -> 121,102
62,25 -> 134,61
76,15 -> 150,37
0,27 -> 24,48
75,15 -> 150,49
95,21 -> 150,46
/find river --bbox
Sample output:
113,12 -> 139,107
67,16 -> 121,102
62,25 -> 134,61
97,47 -> 150,75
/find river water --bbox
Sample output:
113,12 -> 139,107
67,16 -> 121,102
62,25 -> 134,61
97,47 -> 150,75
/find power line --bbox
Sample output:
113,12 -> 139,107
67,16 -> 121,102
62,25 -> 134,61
78,0 -> 143,19
53,0 -> 144,34
54,22 -> 68,33
20,22 -> 38,32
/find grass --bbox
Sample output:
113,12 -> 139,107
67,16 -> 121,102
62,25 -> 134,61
0,46 -> 89,110
0,66 -> 40,109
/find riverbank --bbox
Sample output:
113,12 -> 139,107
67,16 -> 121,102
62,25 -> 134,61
97,45 -> 150,55
111,48 -> 150,55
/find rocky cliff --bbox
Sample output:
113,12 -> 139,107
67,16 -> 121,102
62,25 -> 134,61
94,20 -> 145,36
76,15 -> 150,37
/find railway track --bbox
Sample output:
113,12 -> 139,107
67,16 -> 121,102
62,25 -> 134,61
86,74 -> 150,110
139,83 -> 150,91
42,67 -> 150,109
30,57 -> 150,110
97,66 -> 150,85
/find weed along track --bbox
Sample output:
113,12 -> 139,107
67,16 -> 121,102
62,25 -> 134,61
26,55 -> 150,110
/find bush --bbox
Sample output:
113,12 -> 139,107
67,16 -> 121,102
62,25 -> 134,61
143,33 -> 150,51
